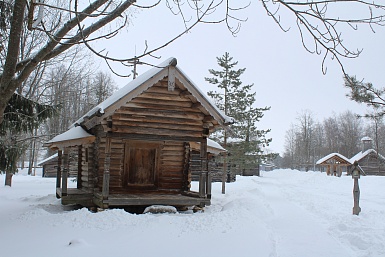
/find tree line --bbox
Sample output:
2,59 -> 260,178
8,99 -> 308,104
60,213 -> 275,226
1,47 -> 117,184
2,1 -> 385,185
281,110 -> 385,170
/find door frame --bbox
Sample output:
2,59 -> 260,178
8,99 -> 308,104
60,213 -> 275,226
123,140 -> 162,190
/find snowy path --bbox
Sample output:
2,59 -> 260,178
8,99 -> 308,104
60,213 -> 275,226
250,177 -> 356,257
1,170 -> 385,257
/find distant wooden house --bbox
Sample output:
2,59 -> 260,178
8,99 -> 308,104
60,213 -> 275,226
349,137 -> 385,176
260,162 -> 276,172
37,154 -> 58,177
190,139 -> 226,182
45,58 -> 234,209
317,137 -> 385,176
38,153 -> 77,177
316,153 -> 351,176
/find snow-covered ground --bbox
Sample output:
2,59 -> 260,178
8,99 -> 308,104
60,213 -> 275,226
1,169 -> 384,257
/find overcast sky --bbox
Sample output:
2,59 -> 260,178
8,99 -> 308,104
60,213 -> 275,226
96,1 -> 385,155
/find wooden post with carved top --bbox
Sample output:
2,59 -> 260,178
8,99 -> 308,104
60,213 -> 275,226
102,134 -> 112,206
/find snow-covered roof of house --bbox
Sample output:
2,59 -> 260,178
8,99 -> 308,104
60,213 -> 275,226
316,153 -> 352,165
48,126 -> 94,143
207,139 -> 226,152
45,126 -> 95,149
350,149 -> 385,163
71,57 -> 234,128
190,139 -> 226,155
361,136 -> 372,141
37,153 -> 58,166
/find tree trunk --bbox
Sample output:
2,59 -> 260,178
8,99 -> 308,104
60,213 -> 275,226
5,172 -> 13,187
0,0 -> 27,125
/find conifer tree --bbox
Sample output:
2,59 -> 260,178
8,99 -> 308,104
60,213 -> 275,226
206,52 -> 277,177
0,94 -> 56,186
344,75 -> 385,115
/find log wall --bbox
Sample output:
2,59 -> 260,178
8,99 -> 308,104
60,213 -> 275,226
97,137 -> 125,190
191,151 -> 223,182
158,141 -> 185,190
358,153 -> 385,175
111,80 -> 206,139
91,80 -> 212,193
42,152 -> 78,178
80,145 -> 95,191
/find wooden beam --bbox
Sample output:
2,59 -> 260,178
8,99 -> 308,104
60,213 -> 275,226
112,126 -> 202,138
56,150 -> 62,197
179,90 -> 190,98
77,146 -> 82,189
115,107 -> 205,120
113,113 -> 203,126
110,132 -> 203,142
102,134 -> 112,205
168,66 -> 176,91
199,137 -> 208,198
199,172 -> 206,198
62,148 -> 69,196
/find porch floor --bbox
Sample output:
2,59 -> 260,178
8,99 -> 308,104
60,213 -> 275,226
56,188 -> 210,208
99,193 -> 210,207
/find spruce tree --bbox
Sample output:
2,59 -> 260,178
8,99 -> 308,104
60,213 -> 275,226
0,94 -> 57,186
205,52 -> 276,177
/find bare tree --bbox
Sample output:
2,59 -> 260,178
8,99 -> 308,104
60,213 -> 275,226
91,71 -> 118,104
338,110 -> 362,157
323,115 -> 340,153
295,110 -> 316,170
262,0 -> 385,74
0,0 -> 385,125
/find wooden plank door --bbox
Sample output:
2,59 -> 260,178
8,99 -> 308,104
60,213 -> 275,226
124,140 -> 161,189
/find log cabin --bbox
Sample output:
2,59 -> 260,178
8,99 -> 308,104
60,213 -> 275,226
45,57 -> 234,209
349,137 -> 385,176
190,139 -> 226,182
316,153 -> 351,176
38,153 -> 77,177
316,137 -> 385,176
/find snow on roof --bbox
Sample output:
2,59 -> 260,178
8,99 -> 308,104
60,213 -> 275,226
316,153 -> 352,165
37,153 -> 58,166
47,126 -> 94,144
361,136 -> 372,141
349,149 -> 385,163
71,58 -> 174,127
207,139 -> 226,152
71,57 -> 234,128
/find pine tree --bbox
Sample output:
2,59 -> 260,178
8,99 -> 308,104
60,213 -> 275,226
206,52 -> 277,177
0,93 -> 57,186
344,75 -> 385,115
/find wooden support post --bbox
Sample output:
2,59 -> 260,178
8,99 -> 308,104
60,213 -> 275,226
222,128 -> 228,194
199,135 -> 209,198
62,148 -> 69,196
206,172 -> 212,200
199,172 -> 206,198
77,145 -> 82,189
353,178 -> 361,215
55,150 -> 62,198
102,135 -> 112,204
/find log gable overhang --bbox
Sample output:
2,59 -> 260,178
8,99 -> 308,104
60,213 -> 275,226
45,126 -> 95,150
72,57 -> 233,132
316,153 -> 352,166
318,155 -> 351,166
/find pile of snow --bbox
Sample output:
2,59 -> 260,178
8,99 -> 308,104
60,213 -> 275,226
143,205 -> 178,214
1,169 -> 384,257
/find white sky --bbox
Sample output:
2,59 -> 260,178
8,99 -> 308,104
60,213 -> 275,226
95,1 -> 385,155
